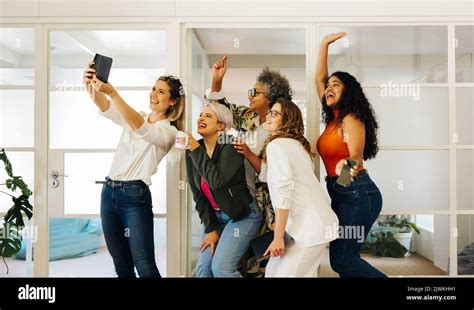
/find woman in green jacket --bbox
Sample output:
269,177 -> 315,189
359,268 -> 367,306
181,101 -> 262,277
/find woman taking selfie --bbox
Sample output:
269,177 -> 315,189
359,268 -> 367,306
83,61 -> 185,278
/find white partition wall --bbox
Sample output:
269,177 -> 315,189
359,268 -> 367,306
0,0 -> 472,277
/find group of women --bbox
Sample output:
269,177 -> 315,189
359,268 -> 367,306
83,32 -> 387,278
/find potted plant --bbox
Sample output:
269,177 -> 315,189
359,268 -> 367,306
363,215 -> 420,258
0,148 -> 34,274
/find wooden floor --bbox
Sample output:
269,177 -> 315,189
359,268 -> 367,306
319,248 -> 446,277
2,247 -> 446,277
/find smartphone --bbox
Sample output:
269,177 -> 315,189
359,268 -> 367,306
90,53 -> 113,83
336,158 -> 358,187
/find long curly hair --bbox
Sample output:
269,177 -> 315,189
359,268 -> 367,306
321,71 -> 379,160
257,68 -> 292,108
261,97 -> 313,163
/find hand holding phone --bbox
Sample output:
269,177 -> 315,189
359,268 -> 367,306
336,158 -> 358,187
90,54 -> 113,83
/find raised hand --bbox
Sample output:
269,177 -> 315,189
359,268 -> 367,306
321,32 -> 347,46
211,56 -> 228,92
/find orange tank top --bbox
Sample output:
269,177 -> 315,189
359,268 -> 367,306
316,109 -> 364,177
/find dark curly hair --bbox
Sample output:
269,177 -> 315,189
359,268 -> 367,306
261,97 -> 313,163
321,71 -> 379,160
257,68 -> 292,108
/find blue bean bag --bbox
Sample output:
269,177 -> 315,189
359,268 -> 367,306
16,218 -> 103,261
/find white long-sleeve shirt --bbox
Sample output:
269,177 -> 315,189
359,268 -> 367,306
99,103 -> 177,185
260,138 -> 339,248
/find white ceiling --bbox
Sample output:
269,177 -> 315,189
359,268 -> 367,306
194,28 -> 306,55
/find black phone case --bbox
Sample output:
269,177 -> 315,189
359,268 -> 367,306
250,230 -> 295,261
336,159 -> 358,187
91,54 -> 113,83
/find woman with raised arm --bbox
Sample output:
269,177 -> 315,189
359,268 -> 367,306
83,62 -> 185,278
207,56 -> 293,235
316,33 -> 387,278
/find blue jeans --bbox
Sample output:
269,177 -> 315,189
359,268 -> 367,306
197,201 -> 262,278
100,179 -> 161,278
326,171 -> 387,278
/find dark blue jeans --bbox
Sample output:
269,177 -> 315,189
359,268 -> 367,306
100,179 -> 161,278
326,171 -> 387,278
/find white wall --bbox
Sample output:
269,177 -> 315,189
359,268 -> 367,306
1,0 -> 472,18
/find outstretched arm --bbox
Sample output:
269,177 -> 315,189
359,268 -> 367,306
91,75 -> 145,131
316,32 -> 347,101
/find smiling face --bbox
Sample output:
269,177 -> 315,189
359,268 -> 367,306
248,82 -> 269,113
197,106 -> 225,137
149,80 -> 177,113
325,76 -> 345,107
262,103 -> 283,133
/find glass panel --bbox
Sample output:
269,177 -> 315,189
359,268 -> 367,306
366,151 -> 449,212
457,215 -> 474,275
456,87 -> 474,145
321,150 -> 449,212
188,27 -> 306,275
49,30 -> 166,149
319,26 -> 448,83
50,31 -> 166,87
455,26 -> 474,83
0,28 -> 35,86
0,90 -> 34,148
47,218 -> 166,277
64,153 -> 166,215
0,28 -> 35,148
365,87 -> 449,145
0,152 -> 34,213
49,90 -> 150,149
457,150 -> 474,211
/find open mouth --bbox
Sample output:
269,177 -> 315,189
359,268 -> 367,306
198,123 -> 207,129
150,98 -> 159,105
326,92 -> 336,100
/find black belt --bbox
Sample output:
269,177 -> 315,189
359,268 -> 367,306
95,177 -> 146,188
324,169 -> 368,182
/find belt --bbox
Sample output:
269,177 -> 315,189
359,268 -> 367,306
95,177 -> 146,188
324,169 -> 368,182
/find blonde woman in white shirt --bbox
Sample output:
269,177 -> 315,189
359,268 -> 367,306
83,61 -> 185,278
260,97 -> 338,277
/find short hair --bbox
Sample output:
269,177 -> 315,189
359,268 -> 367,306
256,67 -> 292,107
203,100 -> 234,129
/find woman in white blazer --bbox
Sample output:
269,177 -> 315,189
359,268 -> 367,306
260,97 -> 339,277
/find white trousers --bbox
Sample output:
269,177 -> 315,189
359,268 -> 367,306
265,243 -> 328,277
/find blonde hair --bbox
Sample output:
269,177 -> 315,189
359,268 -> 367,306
158,75 -> 185,130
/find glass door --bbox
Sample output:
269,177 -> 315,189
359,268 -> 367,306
46,27 -> 175,277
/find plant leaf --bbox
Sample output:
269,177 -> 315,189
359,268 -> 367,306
0,149 -> 13,178
9,176 -> 33,197
0,223 -> 23,258
4,195 -> 33,226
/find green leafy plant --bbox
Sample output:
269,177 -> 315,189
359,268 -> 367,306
363,215 -> 420,258
0,148 -> 34,273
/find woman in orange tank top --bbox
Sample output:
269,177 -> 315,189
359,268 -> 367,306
316,32 -> 386,278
